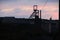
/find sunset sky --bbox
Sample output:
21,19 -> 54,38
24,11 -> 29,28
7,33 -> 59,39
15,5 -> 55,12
0,0 -> 59,20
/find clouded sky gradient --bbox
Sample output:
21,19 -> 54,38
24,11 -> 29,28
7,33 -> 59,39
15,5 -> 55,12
0,0 -> 59,20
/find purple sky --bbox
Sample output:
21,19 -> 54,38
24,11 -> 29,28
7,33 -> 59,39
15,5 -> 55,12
0,0 -> 59,20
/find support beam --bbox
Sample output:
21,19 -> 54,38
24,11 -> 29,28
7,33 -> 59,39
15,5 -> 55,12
40,10 -> 41,19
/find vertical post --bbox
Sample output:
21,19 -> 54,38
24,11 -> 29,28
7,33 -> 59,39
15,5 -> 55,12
38,10 -> 39,18
49,22 -> 51,33
40,10 -> 41,19
49,17 -> 52,33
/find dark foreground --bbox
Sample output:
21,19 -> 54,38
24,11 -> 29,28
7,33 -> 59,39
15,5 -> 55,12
0,23 -> 59,40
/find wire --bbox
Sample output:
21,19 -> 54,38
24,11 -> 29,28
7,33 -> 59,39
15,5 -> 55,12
41,0 -> 48,10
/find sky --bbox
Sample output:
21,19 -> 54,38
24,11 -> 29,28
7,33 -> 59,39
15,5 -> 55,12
0,0 -> 59,20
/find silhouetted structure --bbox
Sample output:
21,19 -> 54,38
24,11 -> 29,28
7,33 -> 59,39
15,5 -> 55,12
0,5 -> 59,40
40,10 -> 42,19
29,5 -> 39,19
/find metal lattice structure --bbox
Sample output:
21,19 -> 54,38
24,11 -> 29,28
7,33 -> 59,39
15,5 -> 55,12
29,5 -> 39,19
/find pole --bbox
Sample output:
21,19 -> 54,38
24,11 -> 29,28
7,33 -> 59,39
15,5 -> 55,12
40,10 -> 41,19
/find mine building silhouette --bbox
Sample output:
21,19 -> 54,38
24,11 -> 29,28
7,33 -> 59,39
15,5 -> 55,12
0,5 -> 59,40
